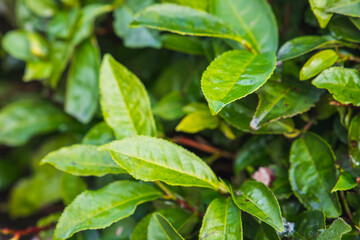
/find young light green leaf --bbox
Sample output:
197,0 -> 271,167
99,54 -> 156,139
199,197 -> 242,240
23,60 -> 52,82
148,213 -> 185,240
65,38 -> 100,124
161,0 -> 208,11
100,136 -> 222,191
278,35 -> 340,61
130,4 -> 250,49
316,218 -> 352,240
176,110 -> 219,133
309,0 -> 333,28
0,98 -> 75,146
331,170 -> 357,192
219,95 -> 297,135
60,174 -> 87,205
293,210 -> 325,240
289,132 -> 342,218
82,121 -> 115,146
210,0 -> 278,53
25,0 -> 57,17
312,67 -> 360,106
231,180 -> 284,232
300,50 -> 338,80
250,81 -> 322,130
328,1 -> 360,17
54,181 -> 163,240
202,50 -> 276,115
349,114 -> 360,166
41,144 -> 125,176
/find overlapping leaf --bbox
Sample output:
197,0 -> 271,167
300,50 -> 338,81
148,213 -> 184,240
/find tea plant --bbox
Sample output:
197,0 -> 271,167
0,0 -> 359,239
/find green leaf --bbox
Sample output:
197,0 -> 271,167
219,96 -> 297,135
250,81 -> 322,130
25,0 -> 57,17
113,0 -> 161,49
23,59 -> 52,82
199,197 -> 242,240
82,121 -> 115,146
316,218 -> 352,240
47,8 -> 79,40
328,17 -> 360,43
131,4 -> 249,48
201,50 -> 276,115
293,210 -> 325,240
350,17 -> 360,30
328,1 -> 360,17
349,114 -> 360,166
54,181 -> 163,240
41,144 -> 125,176
210,0 -> 278,53
161,0 -> 208,11
148,213 -> 184,240
60,173 -> 87,205
231,180 -> 284,232
309,0 -> 333,28
176,110 -> 219,133
0,98 -> 75,146
289,132 -> 342,218
99,54 -> 156,139
254,222 -> 280,240
331,170 -> 357,192
160,34 -> 204,55
9,169 -> 62,218
312,67 -> 360,106
300,50 -> 339,80
100,136 -> 222,190
153,91 -> 185,121
278,36 -> 340,61
65,38 -> 100,124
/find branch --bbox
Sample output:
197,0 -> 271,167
172,136 -> 234,159
0,224 -> 55,240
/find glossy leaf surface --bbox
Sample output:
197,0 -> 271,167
300,50 -> 338,80
289,132 -> 341,218
100,136 -> 221,190
41,144 -> 125,176
199,197 -> 242,240
293,210 -> 325,240
54,181 -> 163,239
202,50 -> 276,114
317,218 -> 351,240
99,54 -> 156,139
331,170 -> 357,192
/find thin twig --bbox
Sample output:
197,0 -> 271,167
0,224 -> 55,240
172,136 -> 234,159
340,191 -> 353,221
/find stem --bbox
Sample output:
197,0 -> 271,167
172,136 -> 234,159
155,181 -> 176,200
340,191 -> 353,221
0,224 -> 55,239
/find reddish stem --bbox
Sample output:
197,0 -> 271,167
0,224 -> 55,239
172,136 -> 234,159
175,198 -> 204,217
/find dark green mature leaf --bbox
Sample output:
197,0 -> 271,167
153,91 -> 185,120
350,17 -> 360,30
300,50 -> 338,80
309,0 -> 333,28
349,114 -> 360,166
250,81 -> 322,130
148,213 -> 184,240
316,218 -> 351,240
293,210 -> 325,240
231,180 -> 284,232
254,222 -> 280,240
60,174 -> 87,205
210,0 -> 278,53
0,98 -> 75,146
278,36 -> 340,61
331,170 -> 357,192
65,38 -> 100,124
201,50 -> 276,115
176,110 -> 219,133
99,54 -> 156,139
54,181 -> 163,240
328,1 -> 360,17
131,4 -> 249,48
82,121 -> 115,146
220,97 -> 296,135
329,17 -> 360,43
41,144 -> 125,176
289,132 -> 341,218
312,67 -> 360,106
199,197 -> 242,240
160,34 -> 204,55
100,136 -> 222,191
113,0 -> 161,49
